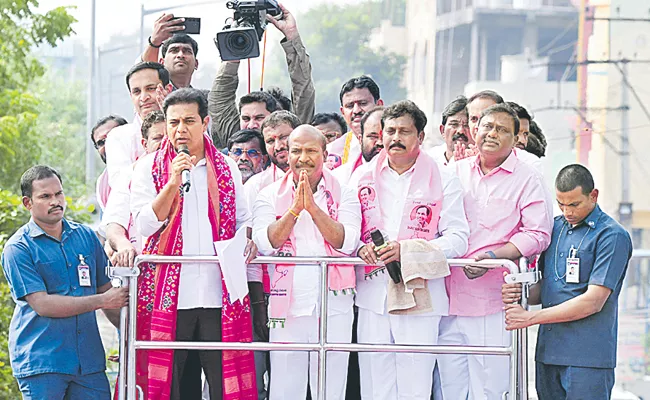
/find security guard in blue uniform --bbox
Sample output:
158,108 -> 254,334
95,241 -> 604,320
501,164 -> 632,400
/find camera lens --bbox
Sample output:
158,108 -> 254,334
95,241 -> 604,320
228,32 -> 253,54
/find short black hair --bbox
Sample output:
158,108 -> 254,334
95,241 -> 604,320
125,62 -> 170,91
416,205 -> 431,216
468,90 -> 504,105
339,75 -> 381,105
239,91 -> 279,114
360,106 -> 384,137
441,96 -> 468,125
21,165 -> 62,198
141,111 -> 166,140
478,103 -> 520,137
91,115 -> 128,144
261,110 -> 301,133
163,87 -> 208,120
526,133 -> 545,158
311,113 -> 348,134
161,33 -> 198,58
556,164 -> 594,195
506,101 -> 532,122
381,100 -> 427,133
266,87 -> 292,112
227,129 -> 267,156
529,120 -> 547,148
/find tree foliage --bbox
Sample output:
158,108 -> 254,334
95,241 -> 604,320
265,1 -> 406,114
0,2 -> 76,397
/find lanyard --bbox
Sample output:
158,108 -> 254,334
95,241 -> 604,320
553,222 -> 591,281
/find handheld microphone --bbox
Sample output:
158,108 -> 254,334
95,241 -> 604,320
370,230 -> 402,284
178,144 -> 191,192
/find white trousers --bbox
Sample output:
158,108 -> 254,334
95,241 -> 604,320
269,309 -> 353,400
357,308 -> 441,400
437,312 -> 511,400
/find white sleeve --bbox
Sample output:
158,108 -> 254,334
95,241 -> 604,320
224,156 -> 252,230
105,128 -> 134,189
337,185 -> 362,255
100,171 -> 132,233
130,154 -> 165,238
252,184 -> 279,255
432,167 -> 470,258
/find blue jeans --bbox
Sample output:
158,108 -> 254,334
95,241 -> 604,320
535,362 -> 614,400
17,371 -> 110,400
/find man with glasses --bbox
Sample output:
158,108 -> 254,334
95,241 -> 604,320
91,115 -> 128,211
227,129 -> 268,184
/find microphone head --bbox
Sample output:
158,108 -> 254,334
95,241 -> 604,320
178,144 -> 189,155
370,230 -> 384,246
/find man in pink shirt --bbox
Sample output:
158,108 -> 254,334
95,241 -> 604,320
439,103 -> 553,400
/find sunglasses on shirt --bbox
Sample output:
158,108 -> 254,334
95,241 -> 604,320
230,148 -> 262,159
94,139 -> 106,149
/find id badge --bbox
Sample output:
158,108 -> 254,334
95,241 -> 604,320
78,255 -> 91,287
566,257 -> 580,283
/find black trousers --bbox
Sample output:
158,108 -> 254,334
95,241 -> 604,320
171,308 -> 223,400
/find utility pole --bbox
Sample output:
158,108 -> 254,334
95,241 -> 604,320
85,0 -> 97,193
618,60 -> 633,230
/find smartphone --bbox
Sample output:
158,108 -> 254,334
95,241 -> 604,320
173,17 -> 201,35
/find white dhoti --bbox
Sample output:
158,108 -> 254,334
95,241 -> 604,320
438,312 -> 511,400
269,308 -> 354,400
357,308 -> 441,400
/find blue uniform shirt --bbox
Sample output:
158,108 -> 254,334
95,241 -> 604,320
535,205 -> 632,368
1,219 -> 111,378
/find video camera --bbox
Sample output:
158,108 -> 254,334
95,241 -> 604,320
215,0 -> 282,61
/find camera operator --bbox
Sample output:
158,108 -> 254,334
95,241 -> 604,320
209,3 -> 315,148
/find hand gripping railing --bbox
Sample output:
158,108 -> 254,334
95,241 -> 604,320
107,255 -> 537,400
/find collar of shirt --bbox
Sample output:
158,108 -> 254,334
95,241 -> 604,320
379,152 -> 418,176
27,218 -> 77,240
472,149 -> 517,176
557,204 -> 603,230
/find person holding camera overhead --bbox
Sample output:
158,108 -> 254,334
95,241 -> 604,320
209,2 -> 316,148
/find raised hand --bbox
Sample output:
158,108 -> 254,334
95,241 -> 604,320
151,13 -> 185,47
265,3 -> 298,41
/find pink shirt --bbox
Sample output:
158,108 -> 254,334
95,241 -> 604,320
448,151 -> 552,316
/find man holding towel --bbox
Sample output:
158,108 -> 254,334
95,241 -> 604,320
352,100 -> 470,399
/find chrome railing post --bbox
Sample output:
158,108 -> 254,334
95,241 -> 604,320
117,278 -> 128,400
318,261 -> 328,400
518,256 -> 530,400
127,262 -> 140,400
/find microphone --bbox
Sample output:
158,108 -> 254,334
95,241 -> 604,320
370,230 -> 402,284
178,144 -> 191,192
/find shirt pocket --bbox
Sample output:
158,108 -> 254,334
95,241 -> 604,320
35,261 -> 69,294
479,198 -> 519,231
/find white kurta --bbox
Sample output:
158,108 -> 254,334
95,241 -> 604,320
252,175 -> 361,400
130,152 -> 251,309
348,152 -> 470,400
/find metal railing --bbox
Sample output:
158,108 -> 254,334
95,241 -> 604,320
109,255 -> 537,400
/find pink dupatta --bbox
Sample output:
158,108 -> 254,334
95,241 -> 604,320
356,150 -> 444,278
134,134 -> 257,399
268,169 -> 356,328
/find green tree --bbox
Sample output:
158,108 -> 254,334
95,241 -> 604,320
0,2 -> 76,397
264,1 -> 406,114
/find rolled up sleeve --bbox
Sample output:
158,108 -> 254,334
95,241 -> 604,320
509,175 -> 553,257
130,154 -> 165,238
432,168 -> 470,259
337,185 -> 362,256
252,185 -> 279,255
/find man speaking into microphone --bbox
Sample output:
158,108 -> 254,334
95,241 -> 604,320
351,100 -> 469,399
130,88 -> 260,400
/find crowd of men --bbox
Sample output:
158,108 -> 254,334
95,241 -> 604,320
1,4 -> 633,400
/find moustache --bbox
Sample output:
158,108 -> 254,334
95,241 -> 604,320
295,162 -> 315,169
452,133 -> 468,142
48,206 -> 63,214
352,112 -> 364,120
389,142 -> 406,150
274,147 -> 288,157
238,159 -> 253,169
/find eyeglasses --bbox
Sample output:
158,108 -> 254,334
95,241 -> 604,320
230,148 -> 262,159
94,139 -> 106,149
